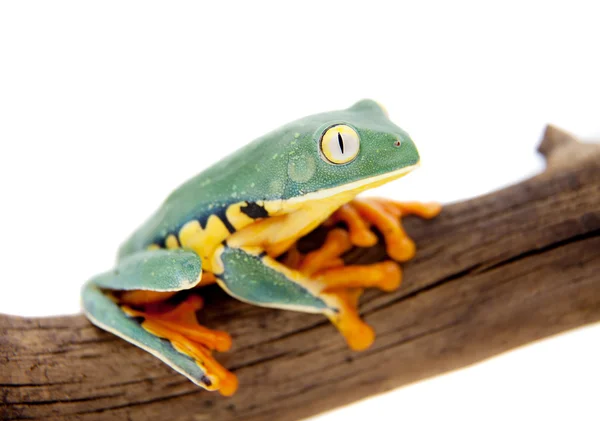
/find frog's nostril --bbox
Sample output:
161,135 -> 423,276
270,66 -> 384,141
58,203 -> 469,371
393,140 -> 401,147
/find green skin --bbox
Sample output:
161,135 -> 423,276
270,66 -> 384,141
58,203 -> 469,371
82,99 -> 420,390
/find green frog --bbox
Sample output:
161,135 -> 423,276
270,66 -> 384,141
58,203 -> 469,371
82,100 -> 440,395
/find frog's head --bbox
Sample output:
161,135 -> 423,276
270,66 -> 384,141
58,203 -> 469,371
272,99 -> 420,205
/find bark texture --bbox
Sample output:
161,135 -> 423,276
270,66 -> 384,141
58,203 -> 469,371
1,126 -> 599,421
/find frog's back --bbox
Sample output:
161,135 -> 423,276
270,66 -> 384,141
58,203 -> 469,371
117,124 -> 298,259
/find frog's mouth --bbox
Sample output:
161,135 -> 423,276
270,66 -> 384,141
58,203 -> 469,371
267,162 -> 420,215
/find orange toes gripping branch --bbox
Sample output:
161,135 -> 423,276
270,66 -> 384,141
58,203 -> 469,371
121,295 -> 237,396
351,199 -> 416,261
313,198 -> 441,350
282,226 -> 406,352
330,198 -> 442,262
381,200 -> 443,219
299,228 -> 353,275
315,261 -> 402,293
323,289 -> 375,351
327,204 -> 379,247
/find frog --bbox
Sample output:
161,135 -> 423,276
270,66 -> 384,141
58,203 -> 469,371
81,100 -> 441,396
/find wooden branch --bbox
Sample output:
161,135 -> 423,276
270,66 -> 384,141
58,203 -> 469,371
2,126 -> 599,421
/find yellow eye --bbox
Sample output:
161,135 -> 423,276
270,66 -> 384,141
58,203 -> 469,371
320,125 -> 360,164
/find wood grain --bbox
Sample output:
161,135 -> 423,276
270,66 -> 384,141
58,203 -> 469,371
1,126 -> 599,421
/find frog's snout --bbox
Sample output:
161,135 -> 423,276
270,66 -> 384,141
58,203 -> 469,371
399,136 -> 420,167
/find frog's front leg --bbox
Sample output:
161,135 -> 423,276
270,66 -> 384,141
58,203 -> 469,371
214,237 -> 393,351
329,199 -> 442,261
82,249 -> 238,396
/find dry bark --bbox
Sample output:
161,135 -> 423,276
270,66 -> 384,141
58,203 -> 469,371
1,126 -> 599,421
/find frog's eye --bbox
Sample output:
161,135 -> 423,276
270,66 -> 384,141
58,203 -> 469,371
320,125 -> 360,165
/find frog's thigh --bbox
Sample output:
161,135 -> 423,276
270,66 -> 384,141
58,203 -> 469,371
82,249 -> 237,395
215,245 -> 375,350
82,282 -> 219,391
93,248 -> 203,291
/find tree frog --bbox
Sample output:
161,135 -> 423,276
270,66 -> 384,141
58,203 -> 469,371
82,100 -> 440,396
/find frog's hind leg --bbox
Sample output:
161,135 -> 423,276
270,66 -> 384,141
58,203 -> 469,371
82,283 -> 237,395
119,294 -> 237,395
119,294 -> 232,353
82,248 -> 238,395
329,198 -> 441,262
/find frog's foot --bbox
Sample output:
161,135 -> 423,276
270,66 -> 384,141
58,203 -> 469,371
329,199 -> 441,262
122,295 -> 238,396
322,288 -> 375,351
316,261 -> 402,293
297,228 -> 352,275
298,228 -> 402,292
294,229 -> 401,350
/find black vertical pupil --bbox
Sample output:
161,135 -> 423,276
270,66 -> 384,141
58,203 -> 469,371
337,133 -> 345,154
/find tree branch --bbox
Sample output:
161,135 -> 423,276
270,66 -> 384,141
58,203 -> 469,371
2,126 -> 599,421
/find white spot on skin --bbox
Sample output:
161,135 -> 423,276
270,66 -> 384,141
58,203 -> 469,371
288,154 -> 316,183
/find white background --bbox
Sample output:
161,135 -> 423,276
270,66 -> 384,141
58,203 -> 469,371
1,2 -> 599,420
